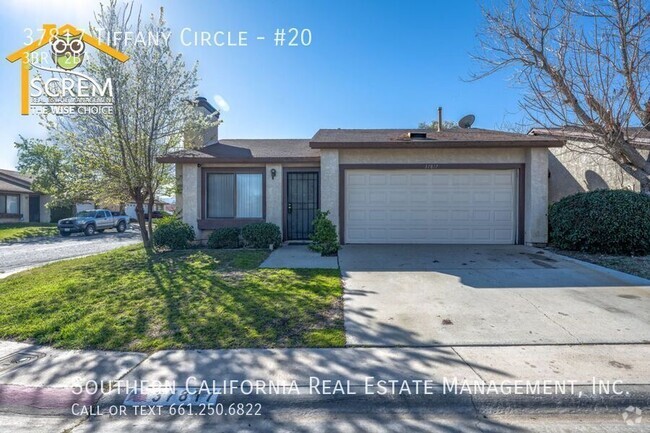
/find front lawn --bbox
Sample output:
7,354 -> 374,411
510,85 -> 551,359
0,245 -> 344,351
550,248 -> 650,280
0,223 -> 58,242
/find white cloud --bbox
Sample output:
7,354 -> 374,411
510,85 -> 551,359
213,94 -> 230,112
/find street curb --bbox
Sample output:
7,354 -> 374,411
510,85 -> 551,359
4,384 -> 648,418
542,248 -> 650,286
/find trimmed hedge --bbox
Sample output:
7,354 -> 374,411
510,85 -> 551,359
207,227 -> 241,249
309,210 -> 340,256
549,190 -> 650,255
152,217 -> 195,250
241,222 -> 281,249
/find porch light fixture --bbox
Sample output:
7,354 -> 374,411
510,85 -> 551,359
271,169 -> 277,179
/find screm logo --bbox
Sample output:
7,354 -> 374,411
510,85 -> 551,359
6,24 -> 129,115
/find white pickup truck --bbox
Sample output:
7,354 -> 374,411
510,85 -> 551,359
57,209 -> 129,237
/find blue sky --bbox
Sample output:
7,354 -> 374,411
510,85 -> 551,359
0,0 -> 526,170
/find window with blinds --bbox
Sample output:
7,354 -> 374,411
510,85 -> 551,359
206,173 -> 262,219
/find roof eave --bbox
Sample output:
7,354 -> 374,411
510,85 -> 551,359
157,156 -> 321,164
309,140 -> 565,149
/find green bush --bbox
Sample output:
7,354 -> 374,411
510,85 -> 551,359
50,205 -> 74,222
309,210 -> 340,256
241,222 -> 281,249
549,190 -> 650,255
207,227 -> 241,249
152,216 -> 195,250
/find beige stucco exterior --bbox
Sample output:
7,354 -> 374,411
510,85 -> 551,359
548,139 -> 640,203
179,146 -> 552,245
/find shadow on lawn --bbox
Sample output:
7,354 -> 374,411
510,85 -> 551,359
138,248 -> 343,350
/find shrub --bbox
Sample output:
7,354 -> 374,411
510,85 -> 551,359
549,189 -> 650,255
50,205 -> 74,222
309,210 -> 340,256
152,216 -> 195,250
207,227 -> 241,249
241,222 -> 282,249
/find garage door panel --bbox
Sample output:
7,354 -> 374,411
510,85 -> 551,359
345,169 -> 517,244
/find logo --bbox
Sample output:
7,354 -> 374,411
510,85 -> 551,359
622,406 -> 643,425
6,24 -> 129,115
51,31 -> 86,70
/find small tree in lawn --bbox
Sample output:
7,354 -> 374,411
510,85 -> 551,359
48,0 -> 211,246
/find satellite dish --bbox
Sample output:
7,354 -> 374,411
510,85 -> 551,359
458,114 -> 475,129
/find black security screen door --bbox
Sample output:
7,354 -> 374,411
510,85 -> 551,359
286,172 -> 319,240
29,196 -> 40,222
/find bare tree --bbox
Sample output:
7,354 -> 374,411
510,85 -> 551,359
48,1 -> 210,245
472,0 -> 650,191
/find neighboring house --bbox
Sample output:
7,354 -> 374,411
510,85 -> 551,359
122,200 -> 166,220
529,127 -> 647,203
160,108 -> 564,246
0,169 -> 50,223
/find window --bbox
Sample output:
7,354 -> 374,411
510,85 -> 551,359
0,194 -> 20,215
206,172 -> 263,219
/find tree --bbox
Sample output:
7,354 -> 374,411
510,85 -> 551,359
472,0 -> 650,191
418,120 -> 458,130
47,1 -> 210,246
15,136 -> 94,207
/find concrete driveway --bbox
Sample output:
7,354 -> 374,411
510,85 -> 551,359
340,245 -> 650,346
0,230 -> 141,278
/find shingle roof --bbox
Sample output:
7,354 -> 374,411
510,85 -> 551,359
310,128 -> 564,148
0,178 -> 33,194
529,127 -> 650,144
158,139 -> 318,163
0,168 -> 32,184
158,128 -> 564,163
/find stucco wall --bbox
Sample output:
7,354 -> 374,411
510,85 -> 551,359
185,162 -> 319,240
266,164 -> 283,235
319,149 -> 340,236
549,141 -> 640,203
339,148 -> 527,164
525,148 -> 549,245
181,163 -> 200,235
332,147 -> 549,245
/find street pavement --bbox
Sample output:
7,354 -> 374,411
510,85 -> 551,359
0,229 -> 141,278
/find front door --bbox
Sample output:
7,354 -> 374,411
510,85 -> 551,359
286,172 -> 319,240
29,196 -> 40,222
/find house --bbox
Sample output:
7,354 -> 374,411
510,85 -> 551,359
530,127 -> 647,203
160,113 -> 564,246
0,169 -> 50,223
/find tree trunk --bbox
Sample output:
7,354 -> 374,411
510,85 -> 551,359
134,194 -> 150,247
146,195 -> 155,244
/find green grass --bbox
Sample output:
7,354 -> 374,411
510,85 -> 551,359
0,223 -> 58,242
0,245 -> 344,352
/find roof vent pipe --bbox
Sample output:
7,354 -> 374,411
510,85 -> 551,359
437,107 -> 443,132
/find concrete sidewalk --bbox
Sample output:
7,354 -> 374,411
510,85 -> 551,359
0,341 -> 648,414
0,341 -> 648,432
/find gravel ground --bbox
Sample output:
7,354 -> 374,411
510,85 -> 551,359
0,229 -> 141,278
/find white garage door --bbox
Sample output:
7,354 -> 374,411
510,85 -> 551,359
344,169 -> 518,244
